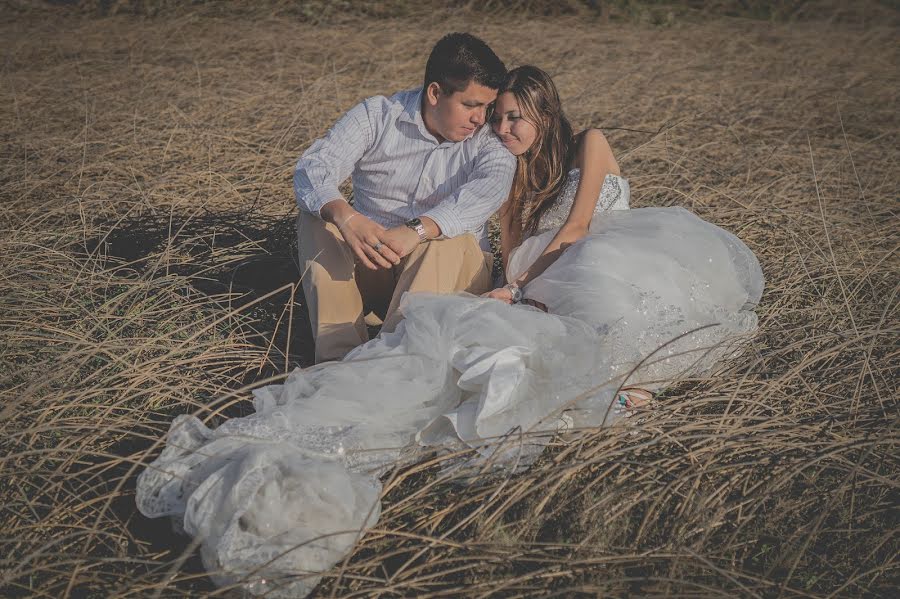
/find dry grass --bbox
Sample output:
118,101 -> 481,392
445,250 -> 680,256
1,2 -> 898,597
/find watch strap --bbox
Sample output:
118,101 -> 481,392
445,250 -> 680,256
504,283 -> 523,303
405,219 -> 427,242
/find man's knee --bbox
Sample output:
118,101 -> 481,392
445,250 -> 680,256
298,213 -> 355,282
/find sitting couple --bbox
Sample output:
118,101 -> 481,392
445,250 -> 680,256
297,32 -> 629,363
136,33 -> 763,598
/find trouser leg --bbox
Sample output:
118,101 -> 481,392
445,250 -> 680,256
297,211 -> 368,363
381,233 -> 493,333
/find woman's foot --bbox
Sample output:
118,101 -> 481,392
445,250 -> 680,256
616,387 -> 654,417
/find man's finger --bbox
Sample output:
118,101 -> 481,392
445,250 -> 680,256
365,237 -> 400,266
376,243 -> 401,265
361,243 -> 392,269
352,244 -> 378,270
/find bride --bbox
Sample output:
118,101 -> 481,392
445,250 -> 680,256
136,67 -> 763,597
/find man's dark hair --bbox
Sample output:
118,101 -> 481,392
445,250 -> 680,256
423,33 -> 506,94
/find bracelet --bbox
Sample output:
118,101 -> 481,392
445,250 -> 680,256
337,213 -> 357,231
504,282 -> 523,304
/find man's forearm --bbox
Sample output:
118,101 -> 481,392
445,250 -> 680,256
320,198 -> 355,226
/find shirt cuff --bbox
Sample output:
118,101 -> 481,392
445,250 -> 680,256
297,184 -> 344,217
422,203 -> 464,239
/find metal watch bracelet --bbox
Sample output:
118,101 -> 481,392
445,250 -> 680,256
404,218 -> 427,242
504,282 -> 523,303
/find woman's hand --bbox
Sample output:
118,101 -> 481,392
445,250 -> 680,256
482,288 -> 547,312
482,287 -> 514,304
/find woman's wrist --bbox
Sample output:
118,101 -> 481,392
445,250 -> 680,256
503,282 -> 523,303
559,222 -> 589,240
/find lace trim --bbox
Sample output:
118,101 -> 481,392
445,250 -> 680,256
530,169 -> 628,234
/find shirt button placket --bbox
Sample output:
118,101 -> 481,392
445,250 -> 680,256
414,149 -> 436,213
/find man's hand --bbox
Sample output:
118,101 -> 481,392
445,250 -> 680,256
380,225 -> 422,260
322,200 -> 400,269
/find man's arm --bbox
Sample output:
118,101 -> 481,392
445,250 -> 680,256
422,135 -> 516,239
379,136 -> 515,258
294,100 -> 372,216
377,215 -> 442,258
293,99 -> 400,269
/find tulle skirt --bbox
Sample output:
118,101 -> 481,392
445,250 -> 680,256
136,206 -> 764,597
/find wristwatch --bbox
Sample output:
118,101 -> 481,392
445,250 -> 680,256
504,282 -> 523,303
404,217 -> 427,243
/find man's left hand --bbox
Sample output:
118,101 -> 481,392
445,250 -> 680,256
380,225 -> 422,259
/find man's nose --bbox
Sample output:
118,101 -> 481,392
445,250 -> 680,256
471,107 -> 486,125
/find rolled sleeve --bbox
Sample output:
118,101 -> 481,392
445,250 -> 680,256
422,134 -> 516,238
294,182 -> 345,215
294,99 -> 377,216
423,202 -> 466,238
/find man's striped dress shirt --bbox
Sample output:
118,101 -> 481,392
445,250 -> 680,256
294,88 -> 516,250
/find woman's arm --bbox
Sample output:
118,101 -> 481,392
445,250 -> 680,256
491,129 -> 618,302
498,198 -> 518,272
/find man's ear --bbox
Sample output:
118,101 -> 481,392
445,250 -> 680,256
425,82 -> 442,107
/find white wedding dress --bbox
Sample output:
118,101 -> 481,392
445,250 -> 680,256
136,169 -> 763,597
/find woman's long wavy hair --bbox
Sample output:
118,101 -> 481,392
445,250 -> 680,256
499,66 -> 576,240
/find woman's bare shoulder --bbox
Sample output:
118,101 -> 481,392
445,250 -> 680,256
573,128 -> 619,174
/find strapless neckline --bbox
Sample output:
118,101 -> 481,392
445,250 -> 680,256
533,168 -> 631,235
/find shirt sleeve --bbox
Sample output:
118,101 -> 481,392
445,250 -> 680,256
422,134 -> 516,238
293,98 -> 378,216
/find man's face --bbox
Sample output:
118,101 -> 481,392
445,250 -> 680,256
424,80 -> 498,143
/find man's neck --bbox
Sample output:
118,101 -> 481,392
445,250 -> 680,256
420,94 -> 445,144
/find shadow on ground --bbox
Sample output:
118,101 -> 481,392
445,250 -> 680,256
93,209 -> 317,370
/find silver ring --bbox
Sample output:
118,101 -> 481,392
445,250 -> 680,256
372,242 -> 384,252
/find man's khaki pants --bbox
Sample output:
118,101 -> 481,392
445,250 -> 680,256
298,212 -> 493,363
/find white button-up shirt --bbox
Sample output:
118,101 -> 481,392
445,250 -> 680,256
294,88 -> 516,249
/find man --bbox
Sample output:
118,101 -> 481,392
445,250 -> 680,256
295,33 -> 516,363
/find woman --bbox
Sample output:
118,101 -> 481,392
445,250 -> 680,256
486,66 -> 631,303
489,65 -> 630,295
485,65 -> 648,406
478,65 -> 763,407
135,68 -> 763,597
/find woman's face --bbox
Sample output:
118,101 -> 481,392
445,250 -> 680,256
491,92 -> 539,156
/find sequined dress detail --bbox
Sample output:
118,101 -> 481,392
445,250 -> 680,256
533,169 -> 630,235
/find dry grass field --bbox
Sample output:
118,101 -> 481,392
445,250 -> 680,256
1,1 -> 898,596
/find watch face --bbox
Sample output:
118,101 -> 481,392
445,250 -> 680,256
406,218 -> 422,227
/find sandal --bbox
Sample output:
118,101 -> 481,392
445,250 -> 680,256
615,387 -> 655,418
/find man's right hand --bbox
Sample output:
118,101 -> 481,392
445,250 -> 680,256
321,200 -> 400,270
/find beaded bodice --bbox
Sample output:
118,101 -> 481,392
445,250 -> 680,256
533,169 -> 630,236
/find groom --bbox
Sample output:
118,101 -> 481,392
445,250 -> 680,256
295,33 -> 516,363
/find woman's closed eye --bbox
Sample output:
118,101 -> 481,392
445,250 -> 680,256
492,113 -> 521,121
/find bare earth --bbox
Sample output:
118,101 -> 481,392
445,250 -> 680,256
1,4 -> 898,597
